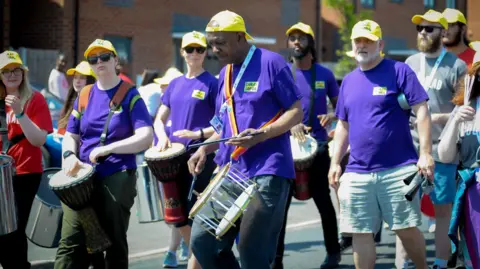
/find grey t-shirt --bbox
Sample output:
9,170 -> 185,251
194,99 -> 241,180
458,114 -> 480,169
405,52 -> 467,163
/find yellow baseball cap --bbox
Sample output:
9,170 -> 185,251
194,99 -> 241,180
181,31 -> 207,48
84,39 -> 118,58
154,67 -> 183,86
66,61 -> 94,77
470,41 -> 480,51
351,20 -> 382,41
286,22 -> 315,39
412,10 -> 448,29
442,8 -> 467,24
205,10 -> 253,41
0,50 -> 28,71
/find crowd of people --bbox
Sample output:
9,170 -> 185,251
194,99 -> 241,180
0,6 -> 478,269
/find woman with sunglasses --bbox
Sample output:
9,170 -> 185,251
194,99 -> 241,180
57,61 -> 96,135
438,53 -> 480,269
154,31 -> 218,268
0,50 -> 53,269
54,39 -> 153,269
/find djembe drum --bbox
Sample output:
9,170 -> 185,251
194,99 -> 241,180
290,135 -> 318,201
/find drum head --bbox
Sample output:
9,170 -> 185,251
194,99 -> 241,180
49,164 -> 94,189
290,135 -> 318,162
38,168 -> 62,207
144,143 -> 186,160
189,163 -> 230,217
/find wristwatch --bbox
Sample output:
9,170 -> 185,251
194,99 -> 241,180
63,150 -> 75,160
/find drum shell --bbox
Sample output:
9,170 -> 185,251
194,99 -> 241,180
293,170 -> 311,201
50,171 -> 95,211
0,155 -> 17,236
135,162 -> 165,223
145,153 -> 188,183
26,168 -> 63,248
162,180 -> 186,225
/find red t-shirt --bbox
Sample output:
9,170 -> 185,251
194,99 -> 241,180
0,91 -> 54,174
458,47 -> 476,67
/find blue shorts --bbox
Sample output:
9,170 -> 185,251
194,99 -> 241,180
430,162 -> 457,204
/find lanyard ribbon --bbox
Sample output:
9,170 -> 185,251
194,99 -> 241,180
420,49 -> 446,92
223,45 -> 282,160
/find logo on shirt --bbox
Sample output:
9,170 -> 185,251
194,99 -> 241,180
372,86 -> 387,96
192,90 -> 206,100
315,81 -> 326,89
244,81 -> 259,93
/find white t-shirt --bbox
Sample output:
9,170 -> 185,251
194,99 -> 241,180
48,69 -> 69,101
137,83 -> 163,118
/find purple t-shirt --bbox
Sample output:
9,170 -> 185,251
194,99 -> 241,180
67,81 -> 153,177
335,59 -> 429,173
290,63 -> 339,141
215,48 -> 302,179
161,72 -> 218,147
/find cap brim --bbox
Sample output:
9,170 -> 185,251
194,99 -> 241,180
1,62 -> 28,72
154,77 -> 168,85
84,46 -> 115,57
66,68 -> 76,76
182,41 -> 207,48
411,15 -> 425,25
351,32 -> 379,41
245,32 -> 254,41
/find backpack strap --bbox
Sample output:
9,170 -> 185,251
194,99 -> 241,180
71,84 -> 94,119
110,81 -> 134,109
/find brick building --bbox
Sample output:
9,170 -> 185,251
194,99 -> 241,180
467,0 -> 480,40
0,0 -> 473,85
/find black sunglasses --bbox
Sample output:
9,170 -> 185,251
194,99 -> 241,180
416,25 -> 443,33
87,53 -> 113,65
184,47 -> 206,54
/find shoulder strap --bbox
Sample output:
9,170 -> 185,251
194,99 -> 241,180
78,84 -> 94,113
110,81 -> 134,109
308,65 -> 316,127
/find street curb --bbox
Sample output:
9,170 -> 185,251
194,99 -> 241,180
29,219 -> 321,268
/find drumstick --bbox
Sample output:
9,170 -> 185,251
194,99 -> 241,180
188,176 -> 197,201
187,132 -> 264,149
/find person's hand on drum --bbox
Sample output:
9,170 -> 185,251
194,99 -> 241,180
226,128 -> 267,149
328,164 -> 342,190
156,134 -> 171,151
291,123 -> 310,143
89,146 -> 112,164
63,154 -> 83,177
173,129 -> 200,140
188,148 -> 206,176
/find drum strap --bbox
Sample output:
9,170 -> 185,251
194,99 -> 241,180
224,64 -> 282,160
290,63 -> 316,128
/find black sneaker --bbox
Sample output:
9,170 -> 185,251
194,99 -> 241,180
320,253 -> 341,269
447,251 -> 457,268
339,237 -> 352,252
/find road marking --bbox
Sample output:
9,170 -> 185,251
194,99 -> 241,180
29,219 -> 321,265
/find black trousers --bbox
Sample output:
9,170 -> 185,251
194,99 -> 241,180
275,142 -> 340,263
0,173 -> 42,269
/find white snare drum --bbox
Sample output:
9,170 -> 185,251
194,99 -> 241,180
290,135 -> 318,171
189,163 -> 257,239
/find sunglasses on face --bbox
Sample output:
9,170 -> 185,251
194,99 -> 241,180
1,68 -> 23,77
416,25 -> 443,33
184,47 -> 206,54
87,53 -> 113,65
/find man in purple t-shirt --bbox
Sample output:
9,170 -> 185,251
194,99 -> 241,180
273,22 -> 341,269
329,20 -> 434,269
187,10 -> 303,269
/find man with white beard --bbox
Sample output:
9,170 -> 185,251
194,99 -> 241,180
406,10 -> 467,269
329,20 -> 433,269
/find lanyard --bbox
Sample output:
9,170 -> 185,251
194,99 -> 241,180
225,45 -> 257,100
420,49 -> 446,91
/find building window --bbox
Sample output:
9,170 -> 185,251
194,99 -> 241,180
104,0 -> 134,7
424,0 -> 435,8
104,35 -> 132,64
390,0 -> 403,3
361,0 -> 375,8
281,0 -> 300,26
446,0 -> 455,8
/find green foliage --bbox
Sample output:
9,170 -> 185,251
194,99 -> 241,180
324,0 -> 373,78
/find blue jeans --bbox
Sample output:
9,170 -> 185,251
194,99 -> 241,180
190,175 -> 291,269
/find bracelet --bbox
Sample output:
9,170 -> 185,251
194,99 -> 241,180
200,128 -> 205,139
15,111 -> 24,119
